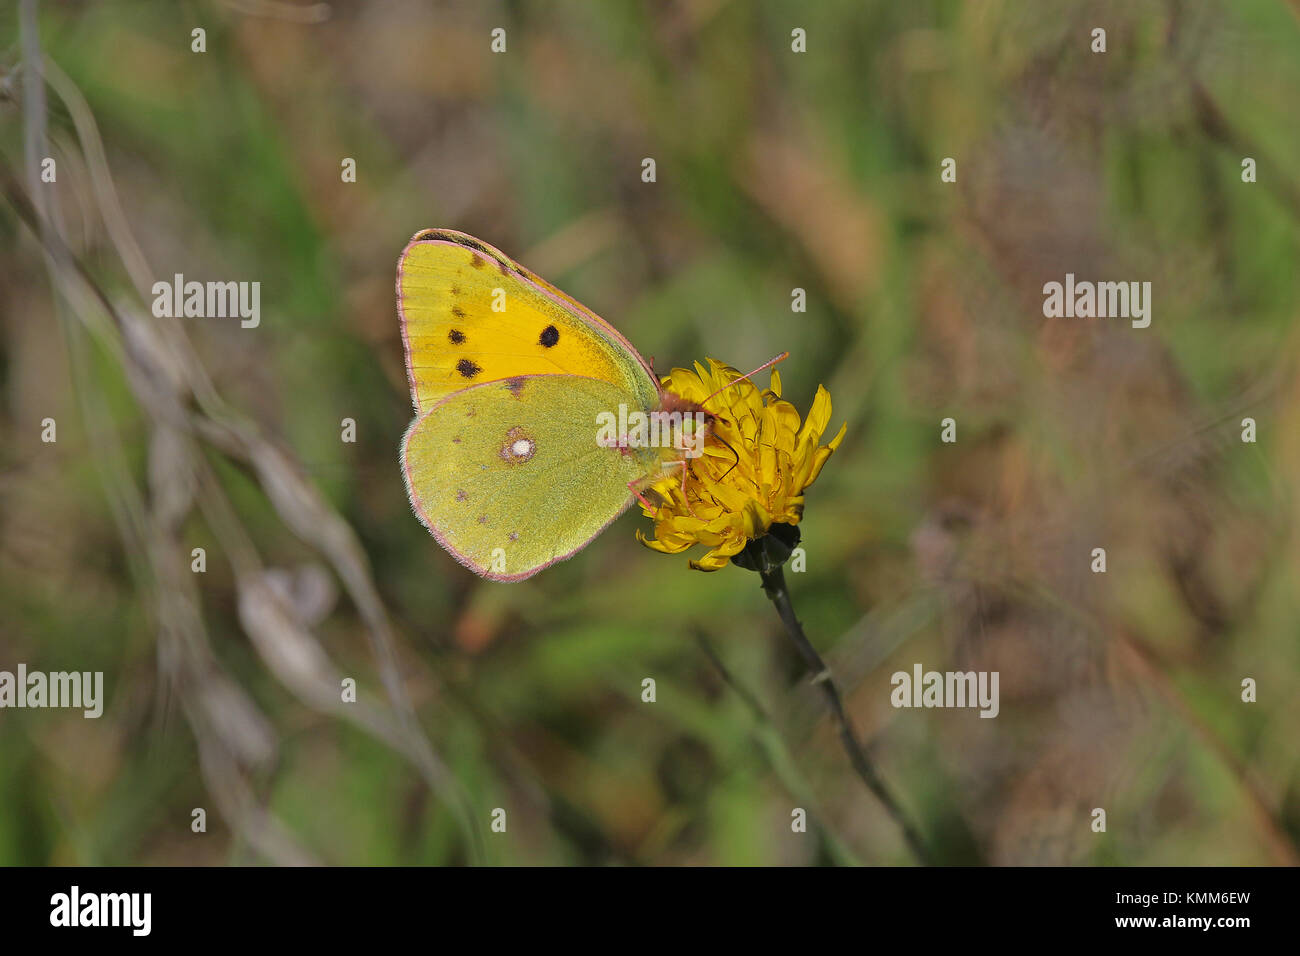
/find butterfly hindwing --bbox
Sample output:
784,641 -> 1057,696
401,374 -> 659,581
397,229 -> 660,414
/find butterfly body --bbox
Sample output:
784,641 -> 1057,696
398,229 -> 701,581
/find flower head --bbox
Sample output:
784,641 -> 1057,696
637,358 -> 846,570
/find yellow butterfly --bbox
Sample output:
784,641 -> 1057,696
399,229 -> 751,581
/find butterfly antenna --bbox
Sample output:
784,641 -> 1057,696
698,351 -> 790,410
713,431 -> 742,483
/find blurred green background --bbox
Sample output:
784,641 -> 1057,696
1,0 -> 1298,865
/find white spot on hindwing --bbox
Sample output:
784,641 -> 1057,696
500,427 -> 536,464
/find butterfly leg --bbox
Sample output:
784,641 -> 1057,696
628,481 -> 660,516
629,462 -> 700,519
663,459 -> 701,518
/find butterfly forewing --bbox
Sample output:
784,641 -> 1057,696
397,230 -> 659,414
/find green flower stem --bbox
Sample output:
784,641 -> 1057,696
758,562 -> 933,866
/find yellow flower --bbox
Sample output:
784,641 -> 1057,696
637,358 -> 847,571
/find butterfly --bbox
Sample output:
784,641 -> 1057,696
397,229 -> 778,581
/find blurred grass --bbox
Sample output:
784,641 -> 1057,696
1,0 -> 1299,865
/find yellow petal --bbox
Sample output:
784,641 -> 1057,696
740,500 -> 771,540
797,385 -> 833,449
802,422 -> 847,489
825,419 -> 847,452
688,553 -> 730,571
636,529 -> 694,554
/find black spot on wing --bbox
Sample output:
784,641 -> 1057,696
448,328 -> 466,343
539,325 -> 559,348
451,307 -> 466,321
505,377 -> 526,397
457,358 -> 481,378
469,253 -> 486,269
